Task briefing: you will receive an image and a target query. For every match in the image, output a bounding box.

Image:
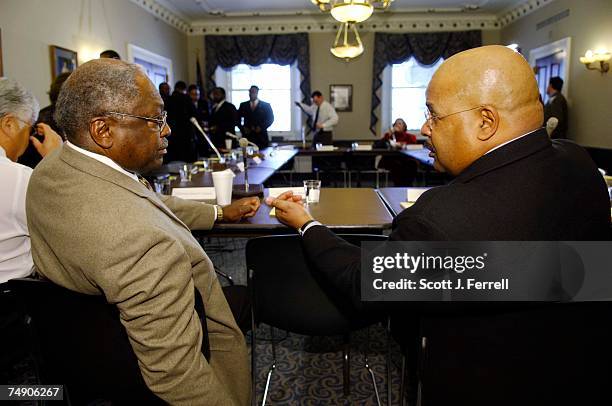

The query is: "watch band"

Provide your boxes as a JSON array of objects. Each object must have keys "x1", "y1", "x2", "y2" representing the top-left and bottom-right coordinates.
[
  {"x1": 215, "y1": 205, "x2": 224, "y2": 221},
  {"x1": 298, "y1": 219, "x2": 320, "y2": 236}
]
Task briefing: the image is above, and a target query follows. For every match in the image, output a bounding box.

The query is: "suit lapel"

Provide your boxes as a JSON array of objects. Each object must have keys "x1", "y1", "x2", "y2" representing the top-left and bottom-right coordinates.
[
  {"x1": 453, "y1": 128, "x2": 551, "y2": 184},
  {"x1": 60, "y1": 146, "x2": 189, "y2": 230}
]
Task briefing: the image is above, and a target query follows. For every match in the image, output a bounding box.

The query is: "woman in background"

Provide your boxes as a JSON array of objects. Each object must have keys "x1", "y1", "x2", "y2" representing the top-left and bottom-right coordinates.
[{"x1": 377, "y1": 118, "x2": 419, "y2": 186}]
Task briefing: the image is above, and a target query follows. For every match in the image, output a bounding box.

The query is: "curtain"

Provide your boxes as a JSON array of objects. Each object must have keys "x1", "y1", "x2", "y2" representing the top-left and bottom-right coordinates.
[
  {"x1": 370, "y1": 30, "x2": 482, "y2": 134},
  {"x1": 205, "y1": 33, "x2": 311, "y2": 102}
]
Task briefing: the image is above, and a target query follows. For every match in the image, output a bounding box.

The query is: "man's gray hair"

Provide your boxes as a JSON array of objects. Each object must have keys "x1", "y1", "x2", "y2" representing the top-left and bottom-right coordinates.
[
  {"x1": 0, "y1": 78, "x2": 40, "y2": 123},
  {"x1": 54, "y1": 59, "x2": 142, "y2": 141}
]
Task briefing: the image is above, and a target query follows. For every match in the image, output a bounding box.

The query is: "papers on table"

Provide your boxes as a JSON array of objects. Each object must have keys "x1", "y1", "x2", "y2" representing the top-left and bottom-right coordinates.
[
  {"x1": 277, "y1": 145, "x2": 295, "y2": 150},
  {"x1": 403, "y1": 144, "x2": 424, "y2": 150},
  {"x1": 267, "y1": 187, "x2": 305, "y2": 216},
  {"x1": 353, "y1": 145, "x2": 373, "y2": 151},
  {"x1": 171, "y1": 187, "x2": 216, "y2": 200},
  {"x1": 315, "y1": 145, "x2": 337, "y2": 151},
  {"x1": 400, "y1": 187, "x2": 432, "y2": 209}
]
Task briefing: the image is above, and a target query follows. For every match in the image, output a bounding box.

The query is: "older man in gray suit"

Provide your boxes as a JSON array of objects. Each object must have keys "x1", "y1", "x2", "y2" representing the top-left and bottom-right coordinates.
[{"x1": 26, "y1": 59, "x2": 257, "y2": 405}]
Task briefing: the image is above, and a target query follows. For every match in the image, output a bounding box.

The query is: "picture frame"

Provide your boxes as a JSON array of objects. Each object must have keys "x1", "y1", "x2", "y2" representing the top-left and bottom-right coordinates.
[
  {"x1": 329, "y1": 84, "x2": 353, "y2": 112},
  {"x1": 49, "y1": 45, "x2": 78, "y2": 80},
  {"x1": 0, "y1": 28, "x2": 4, "y2": 77}
]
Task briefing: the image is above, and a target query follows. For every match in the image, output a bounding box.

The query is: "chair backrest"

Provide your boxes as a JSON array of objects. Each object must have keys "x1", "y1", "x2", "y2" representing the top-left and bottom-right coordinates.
[
  {"x1": 246, "y1": 234, "x2": 387, "y2": 336},
  {"x1": 7, "y1": 278, "x2": 163, "y2": 405}
]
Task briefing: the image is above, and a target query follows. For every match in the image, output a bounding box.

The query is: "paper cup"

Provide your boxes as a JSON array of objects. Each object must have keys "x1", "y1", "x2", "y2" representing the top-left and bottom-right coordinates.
[
  {"x1": 225, "y1": 138, "x2": 233, "y2": 150},
  {"x1": 212, "y1": 170, "x2": 234, "y2": 205}
]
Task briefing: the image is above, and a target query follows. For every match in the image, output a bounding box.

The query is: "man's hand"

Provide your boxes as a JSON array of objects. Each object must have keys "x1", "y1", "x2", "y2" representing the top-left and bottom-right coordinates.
[
  {"x1": 222, "y1": 197, "x2": 261, "y2": 222},
  {"x1": 31, "y1": 123, "x2": 62, "y2": 158},
  {"x1": 265, "y1": 191, "x2": 313, "y2": 230},
  {"x1": 316, "y1": 123, "x2": 324, "y2": 129}
]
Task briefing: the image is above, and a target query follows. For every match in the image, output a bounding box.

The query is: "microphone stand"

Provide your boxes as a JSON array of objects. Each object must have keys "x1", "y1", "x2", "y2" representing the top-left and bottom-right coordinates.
[
  {"x1": 239, "y1": 138, "x2": 249, "y2": 192},
  {"x1": 190, "y1": 118, "x2": 223, "y2": 160}
]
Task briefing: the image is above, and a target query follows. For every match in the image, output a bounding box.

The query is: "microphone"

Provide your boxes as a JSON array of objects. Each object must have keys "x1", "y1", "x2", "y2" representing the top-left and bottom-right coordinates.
[
  {"x1": 190, "y1": 117, "x2": 222, "y2": 160},
  {"x1": 239, "y1": 137, "x2": 249, "y2": 192},
  {"x1": 226, "y1": 132, "x2": 259, "y2": 151}
]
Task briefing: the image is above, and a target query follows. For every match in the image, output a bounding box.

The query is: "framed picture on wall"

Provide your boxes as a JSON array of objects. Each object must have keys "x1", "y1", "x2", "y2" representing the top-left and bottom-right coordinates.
[
  {"x1": 49, "y1": 45, "x2": 78, "y2": 80},
  {"x1": 330, "y1": 84, "x2": 353, "y2": 112},
  {"x1": 0, "y1": 28, "x2": 4, "y2": 77}
]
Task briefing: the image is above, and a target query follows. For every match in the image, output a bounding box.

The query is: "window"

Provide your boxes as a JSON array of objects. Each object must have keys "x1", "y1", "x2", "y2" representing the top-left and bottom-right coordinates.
[
  {"x1": 127, "y1": 44, "x2": 173, "y2": 88},
  {"x1": 215, "y1": 62, "x2": 301, "y2": 138},
  {"x1": 381, "y1": 57, "x2": 444, "y2": 132}
]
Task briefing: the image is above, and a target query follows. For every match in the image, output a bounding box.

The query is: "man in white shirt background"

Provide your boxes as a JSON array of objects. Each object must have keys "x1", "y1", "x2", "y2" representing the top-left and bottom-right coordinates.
[
  {"x1": 0, "y1": 78, "x2": 62, "y2": 283},
  {"x1": 296, "y1": 90, "x2": 339, "y2": 146}
]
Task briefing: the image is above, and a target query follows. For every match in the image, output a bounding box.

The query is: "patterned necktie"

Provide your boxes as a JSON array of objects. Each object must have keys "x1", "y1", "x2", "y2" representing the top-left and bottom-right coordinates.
[{"x1": 137, "y1": 175, "x2": 153, "y2": 191}]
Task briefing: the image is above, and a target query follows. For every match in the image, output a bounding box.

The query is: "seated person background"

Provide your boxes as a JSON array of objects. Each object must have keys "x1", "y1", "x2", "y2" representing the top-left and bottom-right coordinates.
[
  {"x1": 0, "y1": 78, "x2": 62, "y2": 284},
  {"x1": 266, "y1": 45, "x2": 611, "y2": 405},
  {"x1": 26, "y1": 59, "x2": 257, "y2": 405},
  {"x1": 376, "y1": 118, "x2": 419, "y2": 186},
  {"x1": 18, "y1": 72, "x2": 70, "y2": 168}
]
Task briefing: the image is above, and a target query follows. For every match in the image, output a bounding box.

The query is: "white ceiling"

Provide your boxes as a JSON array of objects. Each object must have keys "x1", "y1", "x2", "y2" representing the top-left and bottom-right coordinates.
[{"x1": 159, "y1": 0, "x2": 525, "y2": 21}]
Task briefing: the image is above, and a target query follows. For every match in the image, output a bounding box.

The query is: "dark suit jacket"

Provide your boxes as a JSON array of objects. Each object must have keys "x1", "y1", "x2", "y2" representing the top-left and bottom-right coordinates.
[
  {"x1": 302, "y1": 128, "x2": 612, "y2": 405},
  {"x1": 209, "y1": 101, "x2": 238, "y2": 149},
  {"x1": 165, "y1": 91, "x2": 198, "y2": 162},
  {"x1": 544, "y1": 92, "x2": 568, "y2": 139},
  {"x1": 238, "y1": 100, "x2": 274, "y2": 149}
]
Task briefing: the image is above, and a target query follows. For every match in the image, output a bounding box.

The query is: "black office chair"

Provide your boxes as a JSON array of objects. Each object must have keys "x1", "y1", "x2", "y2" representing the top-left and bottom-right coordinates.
[
  {"x1": 7, "y1": 278, "x2": 164, "y2": 405},
  {"x1": 246, "y1": 234, "x2": 388, "y2": 405}
]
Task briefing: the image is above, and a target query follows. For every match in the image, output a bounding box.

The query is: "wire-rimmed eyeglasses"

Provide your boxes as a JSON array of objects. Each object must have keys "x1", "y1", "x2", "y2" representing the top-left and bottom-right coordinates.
[
  {"x1": 424, "y1": 105, "x2": 483, "y2": 127},
  {"x1": 106, "y1": 111, "x2": 168, "y2": 132}
]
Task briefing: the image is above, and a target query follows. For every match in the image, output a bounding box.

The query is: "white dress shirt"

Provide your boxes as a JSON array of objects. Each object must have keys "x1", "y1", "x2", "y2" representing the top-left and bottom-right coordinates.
[
  {"x1": 298, "y1": 100, "x2": 339, "y2": 132},
  {"x1": 0, "y1": 146, "x2": 34, "y2": 283}
]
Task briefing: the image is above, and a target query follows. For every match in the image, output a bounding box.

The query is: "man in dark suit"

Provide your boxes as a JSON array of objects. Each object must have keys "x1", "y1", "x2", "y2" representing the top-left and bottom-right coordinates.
[
  {"x1": 543, "y1": 76, "x2": 568, "y2": 139},
  {"x1": 267, "y1": 46, "x2": 611, "y2": 405},
  {"x1": 164, "y1": 81, "x2": 198, "y2": 162},
  {"x1": 238, "y1": 85, "x2": 274, "y2": 149},
  {"x1": 209, "y1": 87, "x2": 238, "y2": 149}
]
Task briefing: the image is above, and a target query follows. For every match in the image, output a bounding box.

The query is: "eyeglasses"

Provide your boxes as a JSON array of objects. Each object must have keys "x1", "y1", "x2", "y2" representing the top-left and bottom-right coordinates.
[
  {"x1": 424, "y1": 105, "x2": 483, "y2": 127},
  {"x1": 107, "y1": 111, "x2": 168, "y2": 132},
  {"x1": 13, "y1": 116, "x2": 37, "y2": 136}
]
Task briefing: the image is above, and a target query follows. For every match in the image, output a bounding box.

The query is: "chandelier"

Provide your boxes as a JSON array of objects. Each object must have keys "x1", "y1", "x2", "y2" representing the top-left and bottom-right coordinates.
[
  {"x1": 330, "y1": 23, "x2": 364, "y2": 60},
  {"x1": 311, "y1": 0, "x2": 394, "y2": 23},
  {"x1": 312, "y1": 1, "x2": 394, "y2": 60}
]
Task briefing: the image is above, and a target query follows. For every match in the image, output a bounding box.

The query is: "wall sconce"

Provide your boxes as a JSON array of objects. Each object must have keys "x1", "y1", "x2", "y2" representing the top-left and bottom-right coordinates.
[{"x1": 580, "y1": 49, "x2": 610, "y2": 74}]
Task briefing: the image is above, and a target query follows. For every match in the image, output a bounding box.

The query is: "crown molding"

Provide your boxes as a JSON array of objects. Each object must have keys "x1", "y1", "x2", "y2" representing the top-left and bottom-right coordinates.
[{"x1": 130, "y1": 0, "x2": 555, "y2": 35}]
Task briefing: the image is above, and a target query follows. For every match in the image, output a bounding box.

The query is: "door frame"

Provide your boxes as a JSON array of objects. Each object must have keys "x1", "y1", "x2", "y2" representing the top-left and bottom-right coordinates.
[{"x1": 529, "y1": 37, "x2": 572, "y2": 98}]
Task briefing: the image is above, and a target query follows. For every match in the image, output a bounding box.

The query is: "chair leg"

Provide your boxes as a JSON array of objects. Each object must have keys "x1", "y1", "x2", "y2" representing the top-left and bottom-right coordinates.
[
  {"x1": 386, "y1": 317, "x2": 392, "y2": 406},
  {"x1": 343, "y1": 335, "x2": 350, "y2": 397},
  {"x1": 261, "y1": 326, "x2": 277, "y2": 406},
  {"x1": 399, "y1": 355, "x2": 406, "y2": 406},
  {"x1": 364, "y1": 327, "x2": 382, "y2": 406},
  {"x1": 250, "y1": 306, "x2": 257, "y2": 406}
]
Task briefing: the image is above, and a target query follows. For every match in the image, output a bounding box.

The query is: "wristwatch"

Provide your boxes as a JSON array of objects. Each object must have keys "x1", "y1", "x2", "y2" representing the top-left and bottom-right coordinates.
[{"x1": 215, "y1": 205, "x2": 224, "y2": 221}]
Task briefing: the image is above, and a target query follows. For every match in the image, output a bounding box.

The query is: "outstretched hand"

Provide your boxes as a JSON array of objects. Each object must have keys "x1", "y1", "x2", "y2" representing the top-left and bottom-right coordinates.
[
  {"x1": 265, "y1": 191, "x2": 313, "y2": 230},
  {"x1": 222, "y1": 197, "x2": 261, "y2": 222}
]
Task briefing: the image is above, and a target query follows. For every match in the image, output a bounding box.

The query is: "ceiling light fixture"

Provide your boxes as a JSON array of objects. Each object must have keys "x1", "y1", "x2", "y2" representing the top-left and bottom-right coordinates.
[
  {"x1": 312, "y1": 0, "x2": 393, "y2": 23},
  {"x1": 330, "y1": 22, "x2": 364, "y2": 60}
]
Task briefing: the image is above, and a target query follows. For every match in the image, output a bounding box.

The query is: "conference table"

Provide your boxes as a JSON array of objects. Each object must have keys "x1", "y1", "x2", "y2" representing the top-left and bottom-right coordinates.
[
  {"x1": 199, "y1": 188, "x2": 394, "y2": 237},
  {"x1": 168, "y1": 147, "x2": 298, "y2": 188}
]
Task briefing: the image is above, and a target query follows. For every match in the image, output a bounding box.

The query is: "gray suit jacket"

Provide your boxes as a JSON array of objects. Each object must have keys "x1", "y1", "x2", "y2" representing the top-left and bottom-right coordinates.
[{"x1": 26, "y1": 145, "x2": 250, "y2": 405}]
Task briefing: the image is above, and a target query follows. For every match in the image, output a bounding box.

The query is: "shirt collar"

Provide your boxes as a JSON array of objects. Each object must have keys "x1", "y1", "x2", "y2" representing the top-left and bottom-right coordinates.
[
  {"x1": 65, "y1": 141, "x2": 139, "y2": 183},
  {"x1": 484, "y1": 129, "x2": 539, "y2": 156},
  {"x1": 0, "y1": 146, "x2": 6, "y2": 159}
]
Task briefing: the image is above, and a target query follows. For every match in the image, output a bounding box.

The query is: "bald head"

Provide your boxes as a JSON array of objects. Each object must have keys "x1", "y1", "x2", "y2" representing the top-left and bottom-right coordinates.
[{"x1": 423, "y1": 45, "x2": 544, "y2": 175}]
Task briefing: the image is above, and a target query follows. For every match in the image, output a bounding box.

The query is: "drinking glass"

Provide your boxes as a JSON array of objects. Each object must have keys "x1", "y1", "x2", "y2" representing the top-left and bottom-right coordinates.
[{"x1": 303, "y1": 180, "x2": 321, "y2": 204}]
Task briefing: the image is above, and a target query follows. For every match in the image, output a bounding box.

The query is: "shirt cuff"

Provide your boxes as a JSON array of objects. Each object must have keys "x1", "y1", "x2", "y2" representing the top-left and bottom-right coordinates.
[
  {"x1": 213, "y1": 205, "x2": 218, "y2": 221},
  {"x1": 300, "y1": 221, "x2": 322, "y2": 237}
]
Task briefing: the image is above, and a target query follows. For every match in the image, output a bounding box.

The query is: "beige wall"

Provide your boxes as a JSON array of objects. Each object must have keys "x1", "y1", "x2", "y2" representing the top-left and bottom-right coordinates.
[
  {"x1": 0, "y1": 0, "x2": 188, "y2": 109},
  {"x1": 190, "y1": 29, "x2": 501, "y2": 141},
  {"x1": 501, "y1": 0, "x2": 612, "y2": 148}
]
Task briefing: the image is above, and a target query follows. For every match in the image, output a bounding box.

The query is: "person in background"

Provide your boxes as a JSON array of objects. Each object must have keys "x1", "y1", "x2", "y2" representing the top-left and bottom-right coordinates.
[
  {"x1": 376, "y1": 118, "x2": 418, "y2": 186},
  {"x1": 295, "y1": 90, "x2": 338, "y2": 146},
  {"x1": 99, "y1": 49, "x2": 121, "y2": 60},
  {"x1": 18, "y1": 72, "x2": 71, "y2": 168},
  {"x1": 158, "y1": 82, "x2": 171, "y2": 106},
  {"x1": 543, "y1": 76, "x2": 568, "y2": 139},
  {"x1": 0, "y1": 78, "x2": 62, "y2": 283},
  {"x1": 165, "y1": 80, "x2": 198, "y2": 162},
  {"x1": 238, "y1": 85, "x2": 274, "y2": 149},
  {"x1": 209, "y1": 87, "x2": 238, "y2": 149},
  {"x1": 188, "y1": 84, "x2": 211, "y2": 156}
]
